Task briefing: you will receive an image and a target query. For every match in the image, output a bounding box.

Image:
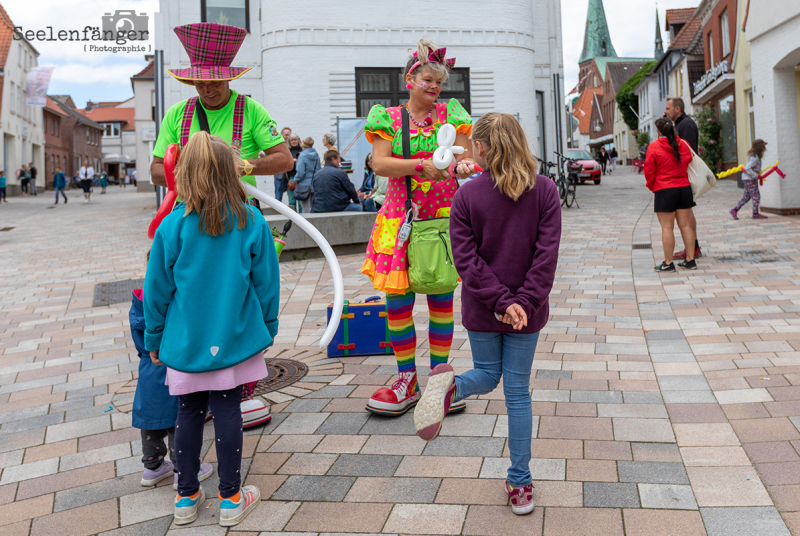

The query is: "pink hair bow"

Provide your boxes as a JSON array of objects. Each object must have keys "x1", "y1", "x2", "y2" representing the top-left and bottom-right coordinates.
[{"x1": 411, "y1": 47, "x2": 456, "y2": 72}]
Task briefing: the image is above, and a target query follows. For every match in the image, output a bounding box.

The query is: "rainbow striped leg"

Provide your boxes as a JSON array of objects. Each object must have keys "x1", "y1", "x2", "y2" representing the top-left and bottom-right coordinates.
[
  {"x1": 427, "y1": 293, "x2": 455, "y2": 370},
  {"x1": 386, "y1": 292, "x2": 417, "y2": 373}
]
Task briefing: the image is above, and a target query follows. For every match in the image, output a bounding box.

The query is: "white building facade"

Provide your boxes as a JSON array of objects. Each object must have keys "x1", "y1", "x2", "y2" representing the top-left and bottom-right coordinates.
[
  {"x1": 634, "y1": 73, "x2": 660, "y2": 146},
  {"x1": 1, "y1": 37, "x2": 45, "y2": 193},
  {"x1": 152, "y1": 0, "x2": 566, "y2": 189},
  {"x1": 746, "y1": 0, "x2": 800, "y2": 213}
]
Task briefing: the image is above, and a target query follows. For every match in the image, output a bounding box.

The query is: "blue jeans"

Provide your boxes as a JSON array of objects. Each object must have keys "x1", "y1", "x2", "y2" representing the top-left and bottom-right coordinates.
[
  {"x1": 343, "y1": 203, "x2": 363, "y2": 212},
  {"x1": 274, "y1": 176, "x2": 285, "y2": 202},
  {"x1": 454, "y1": 331, "x2": 540, "y2": 487},
  {"x1": 55, "y1": 187, "x2": 66, "y2": 202},
  {"x1": 175, "y1": 385, "x2": 243, "y2": 499}
]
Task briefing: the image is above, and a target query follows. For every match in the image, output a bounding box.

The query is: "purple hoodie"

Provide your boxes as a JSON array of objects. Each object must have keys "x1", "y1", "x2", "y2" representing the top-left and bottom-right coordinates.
[{"x1": 450, "y1": 172, "x2": 561, "y2": 333}]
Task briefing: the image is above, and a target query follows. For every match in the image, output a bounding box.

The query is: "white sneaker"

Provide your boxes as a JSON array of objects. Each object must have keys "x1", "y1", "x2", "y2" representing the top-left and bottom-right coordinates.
[
  {"x1": 219, "y1": 485, "x2": 261, "y2": 527},
  {"x1": 174, "y1": 487, "x2": 205, "y2": 525}
]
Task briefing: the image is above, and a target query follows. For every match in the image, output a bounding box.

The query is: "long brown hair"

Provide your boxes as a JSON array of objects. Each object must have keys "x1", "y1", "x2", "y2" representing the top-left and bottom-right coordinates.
[
  {"x1": 471, "y1": 112, "x2": 538, "y2": 202},
  {"x1": 175, "y1": 131, "x2": 251, "y2": 237},
  {"x1": 655, "y1": 117, "x2": 681, "y2": 163},
  {"x1": 748, "y1": 139, "x2": 767, "y2": 159}
]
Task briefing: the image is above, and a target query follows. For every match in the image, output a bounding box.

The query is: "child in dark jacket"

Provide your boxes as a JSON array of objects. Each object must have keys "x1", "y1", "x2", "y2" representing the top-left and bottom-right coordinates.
[{"x1": 131, "y1": 280, "x2": 212, "y2": 489}]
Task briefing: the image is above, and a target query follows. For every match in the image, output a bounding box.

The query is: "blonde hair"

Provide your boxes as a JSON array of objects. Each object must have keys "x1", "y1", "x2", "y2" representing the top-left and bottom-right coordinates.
[
  {"x1": 405, "y1": 38, "x2": 449, "y2": 83},
  {"x1": 175, "y1": 131, "x2": 251, "y2": 237},
  {"x1": 472, "y1": 113, "x2": 539, "y2": 202}
]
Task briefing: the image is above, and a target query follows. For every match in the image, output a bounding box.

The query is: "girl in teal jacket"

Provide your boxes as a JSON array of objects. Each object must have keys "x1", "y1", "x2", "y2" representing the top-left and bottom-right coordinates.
[{"x1": 144, "y1": 132, "x2": 278, "y2": 527}]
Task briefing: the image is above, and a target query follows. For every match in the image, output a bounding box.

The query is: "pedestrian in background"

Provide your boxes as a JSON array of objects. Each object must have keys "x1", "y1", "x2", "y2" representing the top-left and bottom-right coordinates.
[
  {"x1": 294, "y1": 137, "x2": 320, "y2": 213},
  {"x1": 645, "y1": 117, "x2": 696, "y2": 272},
  {"x1": 609, "y1": 147, "x2": 618, "y2": 173},
  {"x1": 311, "y1": 150, "x2": 363, "y2": 213},
  {"x1": 274, "y1": 127, "x2": 292, "y2": 202},
  {"x1": 664, "y1": 97, "x2": 702, "y2": 260},
  {"x1": 598, "y1": 147, "x2": 608, "y2": 175},
  {"x1": 414, "y1": 112, "x2": 561, "y2": 516},
  {"x1": 0, "y1": 171, "x2": 6, "y2": 203},
  {"x1": 53, "y1": 166, "x2": 67, "y2": 204},
  {"x1": 29, "y1": 162, "x2": 38, "y2": 196},
  {"x1": 79, "y1": 161, "x2": 94, "y2": 203},
  {"x1": 100, "y1": 172, "x2": 108, "y2": 194},
  {"x1": 322, "y1": 133, "x2": 337, "y2": 155},
  {"x1": 19, "y1": 165, "x2": 29, "y2": 196},
  {"x1": 731, "y1": 139, "x2": 769, "y2": 220}
]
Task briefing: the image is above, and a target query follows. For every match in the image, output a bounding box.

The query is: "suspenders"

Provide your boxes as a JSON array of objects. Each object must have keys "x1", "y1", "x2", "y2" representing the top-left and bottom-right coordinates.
[{"x1": 179, "y1": 94, "x2": 246, "y2": 149}]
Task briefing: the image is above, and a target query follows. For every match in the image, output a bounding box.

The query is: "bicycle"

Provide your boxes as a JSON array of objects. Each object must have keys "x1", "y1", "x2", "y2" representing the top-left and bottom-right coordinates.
[{"x1": 554, "y1": 152, "x2": 580, "y2": 208}]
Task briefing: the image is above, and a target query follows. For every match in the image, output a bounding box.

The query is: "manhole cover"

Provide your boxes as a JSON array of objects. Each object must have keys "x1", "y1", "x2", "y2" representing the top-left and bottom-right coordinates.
[
  {"x1": 252, "y1": 358, "x2": 308, "y2": 396},
  {"x1": 93, "y1": 279, "x2": 145, "y2": 307},
  {"x1": 632, "y1": 244, "x2": 652, "y2": 250},
  {"x1": 713, "y1": 250, "x2": 794, "y2": 264}
]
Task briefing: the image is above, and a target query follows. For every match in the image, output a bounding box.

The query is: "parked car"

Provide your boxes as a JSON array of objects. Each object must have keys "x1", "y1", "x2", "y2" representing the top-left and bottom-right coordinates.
[{"x1": 567, "y1": 149, "x2": 602, "y2": 184}]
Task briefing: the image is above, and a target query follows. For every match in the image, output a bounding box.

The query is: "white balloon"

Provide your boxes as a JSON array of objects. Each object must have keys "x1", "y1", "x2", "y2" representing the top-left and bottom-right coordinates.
[
  {"x1": 432, "y1": 123, "x2": 466, "y2": 170},
  {"x1": 243, "y1": 183, "x2": 344, "y2": 349}
]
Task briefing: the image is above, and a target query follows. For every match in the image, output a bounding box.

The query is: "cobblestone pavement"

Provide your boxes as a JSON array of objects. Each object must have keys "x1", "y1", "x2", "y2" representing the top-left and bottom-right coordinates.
[{"x1": 2, "y1": 170, "x2": 800, "y2": 535}]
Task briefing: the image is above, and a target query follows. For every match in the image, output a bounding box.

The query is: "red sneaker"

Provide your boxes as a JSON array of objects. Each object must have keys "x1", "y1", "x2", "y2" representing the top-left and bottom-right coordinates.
[
  {"x1": 366, "y1": 371, "x2": 419, "y2": 416},
  {"x1": 506, "y1": 481, "x2": 535, "y2": 515},
  {"x1": 753, "y1": 213, "x2": 768, "y2": 219},
  {"x1": 674, "y1": 247, "x2": 702, "y2": 259}
]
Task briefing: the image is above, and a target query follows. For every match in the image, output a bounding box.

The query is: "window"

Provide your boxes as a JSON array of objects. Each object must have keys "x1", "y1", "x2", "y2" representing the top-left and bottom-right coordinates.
[
  {"x1": 355, "y1": 67, "x2": 471, "y2": 118},
  {"x1": 748, "y1": 89, "x2": 756, "y2": 145},
  {"x1": 708, "y1": 31, "x2": 715, "y2": 65},
  {"x1": 202, "y1": 0, "x2": 249, "y2": 32},
  {"x1": 94, "y1": 158, "x2": 100, "y2": 171},
  {"x1": 55, "y1": 119, "x2": 59, "y2": 137},
  {"x1": 9, "y1": 83, "x2": 14, "y2": 113},
  {"x1": 103, "y1": 123, "x2": 121, "y2": 138},
  {"x1": 536, "y1": 91, "x2": 546, "y2": 159},
  {"x1": 76, "y1": 155, "x2": 81, "y2": 170},
  {"x1": 675, "y1": 65, "x2": 684, "y2": 97},
  {"x1": 719, "y1": 94, "x2": 737, "y2": 162},
  {"x1": 17, "y1": 43, "x2": 20, "y2": 67},
  {"x1": 720, "y1": 10, "x2": 730, "y2": 57},
  {"x1": 87, "y1": 128, "x2": 90, "y2": 143}
]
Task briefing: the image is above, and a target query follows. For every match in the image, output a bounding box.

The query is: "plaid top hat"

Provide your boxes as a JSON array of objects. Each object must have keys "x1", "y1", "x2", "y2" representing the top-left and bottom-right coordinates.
[{"x1": 167, "y1": 22, "x2": 251, "y2": 85}]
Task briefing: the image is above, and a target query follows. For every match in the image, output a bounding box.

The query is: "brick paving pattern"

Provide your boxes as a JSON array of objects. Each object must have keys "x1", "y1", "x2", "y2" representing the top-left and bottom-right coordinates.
[{"x1": 1, "y1": 171, "x2": 800, "y2": 534}]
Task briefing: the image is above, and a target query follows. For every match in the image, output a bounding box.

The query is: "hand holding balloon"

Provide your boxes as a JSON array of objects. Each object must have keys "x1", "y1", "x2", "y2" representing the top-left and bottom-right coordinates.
[
  {"x1": 148, "y1": 143, "x2": 180, "y2": 239},
  {"x1": 432, "y1": 124, "x2": 465, "y2": 170}
]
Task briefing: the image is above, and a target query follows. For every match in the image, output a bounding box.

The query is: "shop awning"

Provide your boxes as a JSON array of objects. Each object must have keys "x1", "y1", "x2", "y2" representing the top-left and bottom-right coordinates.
[
  {"x1": 103, "y1": 154, "x2": 133, "y2": 164},
  {"x1": 692, "y1": 74, "x2": 735, "y2": 104},
  {"x1": 588, "y1": 134, "x2": 614, "y2": 146}
]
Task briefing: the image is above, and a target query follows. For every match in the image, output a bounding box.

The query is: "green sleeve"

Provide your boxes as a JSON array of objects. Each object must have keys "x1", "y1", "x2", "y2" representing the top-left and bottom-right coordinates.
[
  {"x1": 364, "y1": 105, "x2": 395, "y2": 143},
  {"x1": 250, "y1": 100, "x2": 285, "y2": 152},
  {"x1": 446, "y1": 98, "x2": 472, "y2": 130},
  {"x1": 152, "y1": 101, "x2": 184, "y2": 158}
]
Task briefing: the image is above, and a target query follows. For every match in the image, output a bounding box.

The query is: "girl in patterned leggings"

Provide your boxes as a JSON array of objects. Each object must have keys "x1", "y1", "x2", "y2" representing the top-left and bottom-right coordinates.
[{"x1": 731, "y1": 139, "x2": 768, "y2": 220}]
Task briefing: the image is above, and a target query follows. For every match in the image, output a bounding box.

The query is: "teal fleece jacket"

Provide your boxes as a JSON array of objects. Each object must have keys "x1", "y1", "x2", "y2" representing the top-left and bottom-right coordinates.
[{"x1": 143, "y1": 202, "x2": 280, "y2": 373}]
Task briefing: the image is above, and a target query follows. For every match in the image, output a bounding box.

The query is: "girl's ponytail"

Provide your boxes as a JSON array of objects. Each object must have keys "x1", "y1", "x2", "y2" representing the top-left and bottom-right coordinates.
[{"x1": 655, "y1": 116, "x2": 681, "y2": 163}]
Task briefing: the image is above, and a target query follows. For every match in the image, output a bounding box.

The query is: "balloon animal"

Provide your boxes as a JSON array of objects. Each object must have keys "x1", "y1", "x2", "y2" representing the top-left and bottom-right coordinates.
[
  {"x1": 432, "y1": 123, "x2": 465, "y2": 170},
  {"x1": 147, "y1": 143, "x2": 344, "y2": 348}
]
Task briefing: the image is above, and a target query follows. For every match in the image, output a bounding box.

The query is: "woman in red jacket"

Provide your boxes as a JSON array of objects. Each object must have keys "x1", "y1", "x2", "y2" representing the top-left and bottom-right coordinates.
[{"x1": 645, "y1": 117, "x2": 697, "y2": 271}]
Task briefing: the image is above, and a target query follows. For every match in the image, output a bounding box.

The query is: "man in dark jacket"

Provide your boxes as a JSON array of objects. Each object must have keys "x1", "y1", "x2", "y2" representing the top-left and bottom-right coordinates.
[
  {"x1": 664, "y1": 97, "x2": 701, "y2": 258},
  {"x1": 311, "y1": 150, "x2": 363, "y2": 213}
]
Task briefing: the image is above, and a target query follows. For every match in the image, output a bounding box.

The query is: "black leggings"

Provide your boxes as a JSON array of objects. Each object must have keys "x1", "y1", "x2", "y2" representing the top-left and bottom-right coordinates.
[{"x1": 175, "y1": 385, "x2": 243, "y2": 498}]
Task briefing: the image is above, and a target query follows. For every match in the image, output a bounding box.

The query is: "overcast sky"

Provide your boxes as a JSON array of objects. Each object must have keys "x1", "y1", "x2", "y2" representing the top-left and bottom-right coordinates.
[
  {"x1": 561, "y1": 0, "x2": 699, "y2": 92},
  {"x1": 7, "y1": 0, "x2": 699, "y2": 109}
]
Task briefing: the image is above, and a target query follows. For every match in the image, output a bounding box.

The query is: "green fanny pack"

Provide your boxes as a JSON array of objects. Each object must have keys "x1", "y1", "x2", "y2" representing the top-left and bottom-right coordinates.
[{"x1": 401, "y1": 108, "x2": 459, "y2": 295}]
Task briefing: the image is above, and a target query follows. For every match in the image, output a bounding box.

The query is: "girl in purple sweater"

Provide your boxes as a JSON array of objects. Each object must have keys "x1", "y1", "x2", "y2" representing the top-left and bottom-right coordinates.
[{"x1": 414, "y1": 113, "x2": 562, "y2": 515}]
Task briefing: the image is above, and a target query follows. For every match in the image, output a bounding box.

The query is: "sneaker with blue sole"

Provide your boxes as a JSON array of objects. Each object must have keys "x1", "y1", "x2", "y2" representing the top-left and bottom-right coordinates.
[
  {"x1": 173, "y1": 488, "x2": 205, "y2": 525},
  {"x1": 219, "y1": 485, "x2": 261, "y2": 527}
]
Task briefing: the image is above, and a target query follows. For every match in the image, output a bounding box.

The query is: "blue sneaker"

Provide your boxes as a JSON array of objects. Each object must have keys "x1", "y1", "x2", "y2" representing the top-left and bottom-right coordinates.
[
  {"x1": 219, "y1": 485, "x2": 261, "y2": 527},
  {"x1": 173, "y1": 462, "x2": 214, "y2": 490},
  {"x1": 174, "y1": 488, "x2": 205, "y2": 525}
]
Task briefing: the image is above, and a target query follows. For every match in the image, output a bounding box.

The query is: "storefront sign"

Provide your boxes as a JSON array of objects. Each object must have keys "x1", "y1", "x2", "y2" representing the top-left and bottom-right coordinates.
[
  {"x1": 694, "y1": 60, "x2": 729, "y2": 95},
  {"x1": 142, "y1": 127, "x2": 156, "y2": 141}
]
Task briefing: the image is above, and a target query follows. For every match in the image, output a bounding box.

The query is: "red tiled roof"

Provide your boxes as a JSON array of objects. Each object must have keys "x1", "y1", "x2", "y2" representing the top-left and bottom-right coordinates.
[
  {"x1": 132, "y1": 60, "x2": 154, "y2": 79},
  {"x1": 573, "y1": 87, "x2": 603, "y2": 135},
  {"x1": 45, "y1": 96, "x2": 68, "y2": 117},
  {"x1": 0, "y1": 4, "x2": 15, "y2": 81},
  {"x1": 77, "y1": 106, "x2": 136, "y2": 131},
  {"x1": 669, "y1": 15, "x2": 702, "y2": 50},
  {"x1": 666, "y1": 8, "x2": 695, "y2": 28}
]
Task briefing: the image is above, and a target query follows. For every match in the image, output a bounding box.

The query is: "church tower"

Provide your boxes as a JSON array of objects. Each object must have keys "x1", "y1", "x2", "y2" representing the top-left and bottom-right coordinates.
[
  {"x1": 655, "y1": 9, "x2": 664, "y2": 59},
  {"x1": 579, "y1": 0, "x2": 618, "y2": 65}
]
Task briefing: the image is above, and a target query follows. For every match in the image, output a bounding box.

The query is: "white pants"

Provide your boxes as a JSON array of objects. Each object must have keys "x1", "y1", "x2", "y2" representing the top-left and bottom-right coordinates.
[{"x1": 611, "y1": 157, "x2": 617, "y2": 170}]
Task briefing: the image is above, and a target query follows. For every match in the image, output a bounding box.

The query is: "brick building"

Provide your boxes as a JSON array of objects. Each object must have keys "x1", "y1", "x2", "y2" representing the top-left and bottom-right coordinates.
[
  {"x1": 43, "y1": 96, "x2": 69, "y2": 189},
  {"x1": 48, "y1": 95, "x2": 104, "y2": 179}
]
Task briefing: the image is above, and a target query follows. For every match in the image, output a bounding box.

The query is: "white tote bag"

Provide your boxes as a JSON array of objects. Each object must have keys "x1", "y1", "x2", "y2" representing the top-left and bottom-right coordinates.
[{"x1": 684, "y1": 140, "x2": 716, "y2": 201}]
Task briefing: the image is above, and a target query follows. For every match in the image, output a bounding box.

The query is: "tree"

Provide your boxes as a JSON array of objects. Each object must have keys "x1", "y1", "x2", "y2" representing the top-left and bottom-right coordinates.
[
  {"x1": 616, "y1": 61, "x2": 657, "y2": 131},
  {"x1": 694, "y1": 106, "x2": 725, "y2": 171}
]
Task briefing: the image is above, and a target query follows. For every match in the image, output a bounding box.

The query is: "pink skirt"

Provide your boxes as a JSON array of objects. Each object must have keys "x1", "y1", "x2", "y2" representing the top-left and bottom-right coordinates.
[{"x1": 165, "y1": 354, "x2": 267, "y2": 396}]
